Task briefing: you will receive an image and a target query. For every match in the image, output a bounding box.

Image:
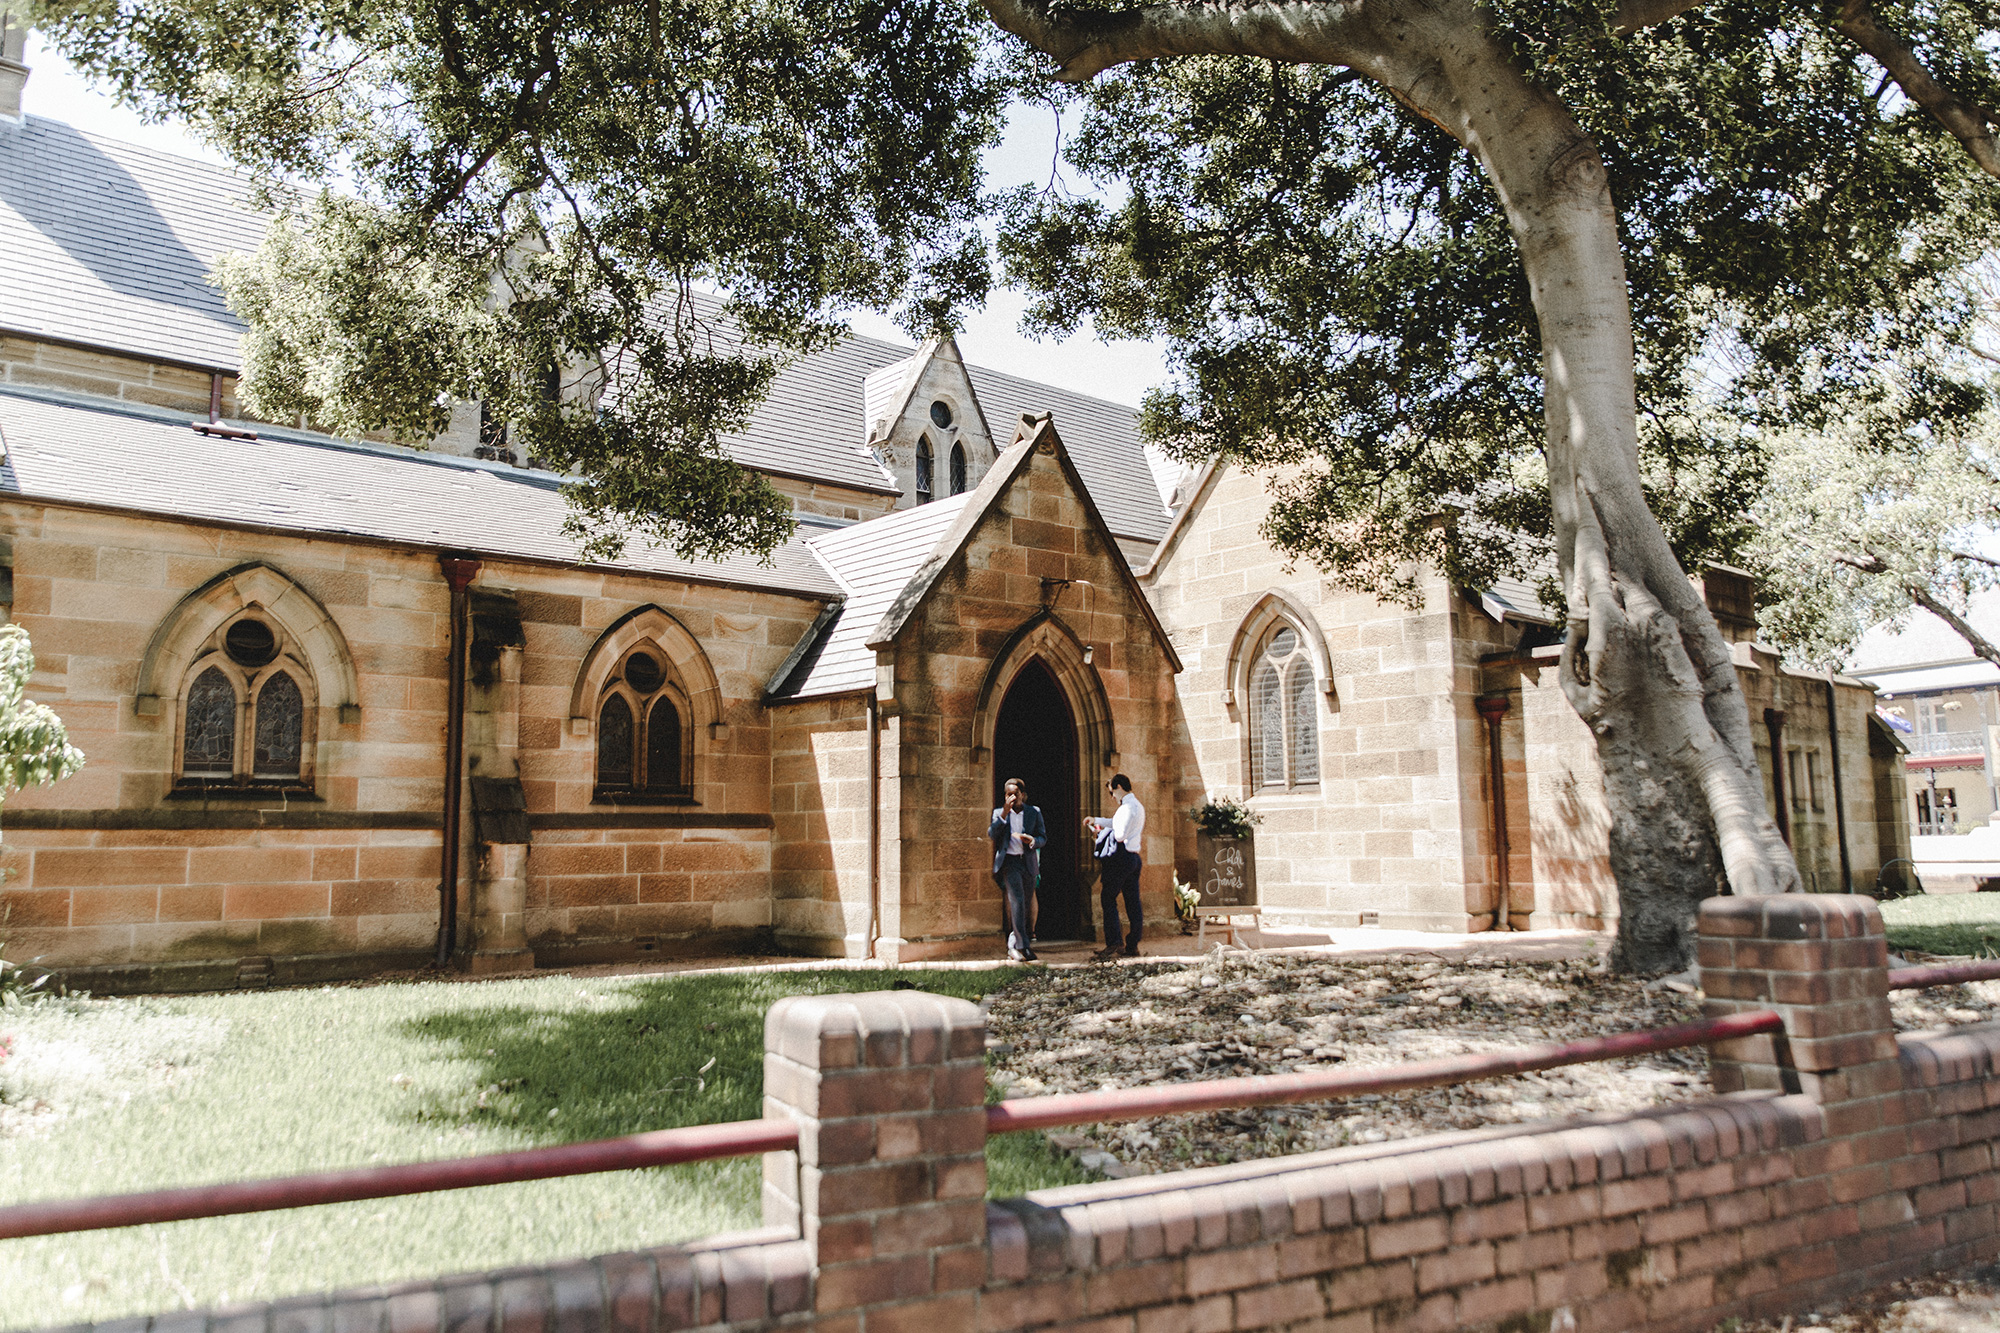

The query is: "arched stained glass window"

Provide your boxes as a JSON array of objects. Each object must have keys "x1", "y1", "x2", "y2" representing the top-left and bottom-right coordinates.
[
  {"x1": 648, "y1": 697, "x2": 683, "y2": 791},
  {"x1": 596, "y1": 646, "x2": 694, "y2": 801},
  {"x1": 1287, "y1": 662, "x2": 1319, "y2": 784},
  {"x1": 183, "y1": 667, "x2": 236, "y2": 778},
  {"x1": 253, "y1": 672, "x2": 304, "y2": 778},
  {"x1": 1252, "y1": 662, "x2": 1285, "y2": 789},
  {"x1": 1248, "y1": 622, "x2": 1319, "y2": 791},
  {"x1": 597, "y1": 695, "x2": 634, "y2": 787},
  {"x1": 915, "y1": 437, "x2": 934, "y2": 503},
  {"x1": 949, "y1": 443, "x2": 967, "y2": 496},
  {"x1": 174, "y1": 615, "x2": 319, "y2": 790}
]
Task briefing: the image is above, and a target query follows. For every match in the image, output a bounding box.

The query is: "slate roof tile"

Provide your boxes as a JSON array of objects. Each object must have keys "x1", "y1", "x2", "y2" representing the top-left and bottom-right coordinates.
[
  {"x1": 0, "y1": 385, "x2": 844, "y2": 598},
  {"x1": 772, "y1": 496, "x2": 974, "y2": 698}
]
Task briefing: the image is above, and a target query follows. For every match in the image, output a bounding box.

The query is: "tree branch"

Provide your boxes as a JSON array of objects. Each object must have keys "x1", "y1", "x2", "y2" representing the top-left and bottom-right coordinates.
[
  {"x1": 1610, "y1": 0, "x2": 1707, "y2": 37},
  {"x1": 1834, "y1": 0, "x2": 2000, "y2": 179},
  {"x1": 977, "y1": 0, "x2": 1381, "y2": 82},
  {"x1": 1947, "y1": 547, "x2": 2000, "y2": 571},
  {"x1": 1907, "y1": 580, "x2": 2000, "y2": 668}
]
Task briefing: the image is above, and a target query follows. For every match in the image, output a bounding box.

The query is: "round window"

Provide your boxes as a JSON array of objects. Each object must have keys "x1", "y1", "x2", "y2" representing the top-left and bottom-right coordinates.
[
  {"x1": 624, "y1": 651, "x2": 665, "y2": 694},
  {"x1": 1267, "y1": 626, "x2": 1298, "y2": 660},
  {"x1": 225, "y1": 619, "x2": 279, "y2": 668},
  {"x1": 929, "y1": 400, "x2": 953, "y2": 429}
]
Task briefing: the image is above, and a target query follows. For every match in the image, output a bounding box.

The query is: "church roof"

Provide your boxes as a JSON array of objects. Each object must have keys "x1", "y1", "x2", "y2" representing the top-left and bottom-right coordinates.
[
  {"x1": 0, "y1": 116, "x2": 1172, "y2": 542},
  {"x1": 0, "y1": 383, "x2": 845, "y2": 598},
  {"x1": 770, "y1": 414, "x2": 1180, "y2": 701},
  {"x1": 770, "y1": 495, "x2": 975, "y2": 699},
  {"x1": 0, "y1": 117, "x2": 261, "y2": 372}
]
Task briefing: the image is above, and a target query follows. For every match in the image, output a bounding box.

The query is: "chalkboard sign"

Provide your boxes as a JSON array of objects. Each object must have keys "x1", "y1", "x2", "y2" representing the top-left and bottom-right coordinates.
[{"x1": 1196, "y1": 832, "x2": 1257, "y2": 910}]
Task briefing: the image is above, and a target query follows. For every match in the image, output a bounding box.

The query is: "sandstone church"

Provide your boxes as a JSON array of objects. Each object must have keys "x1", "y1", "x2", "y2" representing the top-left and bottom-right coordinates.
[{"x1": 0, "y1": 71, "x2": 1911, "y2": 987}]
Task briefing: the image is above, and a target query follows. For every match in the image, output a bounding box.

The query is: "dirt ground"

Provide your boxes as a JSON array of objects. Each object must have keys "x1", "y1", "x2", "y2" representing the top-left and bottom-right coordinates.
[
  {"x1": 1727, "y1": 1262, "x2": 2000, "y2": 1331},
  {"x1": 981, "y1": 949, "x2": 2000, "y2": 1177}
]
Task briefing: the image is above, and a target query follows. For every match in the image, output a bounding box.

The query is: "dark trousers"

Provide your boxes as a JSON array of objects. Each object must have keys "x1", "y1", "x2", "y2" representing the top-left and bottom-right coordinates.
[
  {"x1": 1100, "y1": 847, "x2": 1142, "y2": 952},
  {"x1": 998, "y1": 855, "x2": 1034, "y2": 951}
]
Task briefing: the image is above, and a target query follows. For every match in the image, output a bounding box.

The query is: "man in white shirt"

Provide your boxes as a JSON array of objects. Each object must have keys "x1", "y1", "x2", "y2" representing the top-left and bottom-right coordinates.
[{"x1": 1087, "y1": 773, "x2": 1145, "y2": 961}]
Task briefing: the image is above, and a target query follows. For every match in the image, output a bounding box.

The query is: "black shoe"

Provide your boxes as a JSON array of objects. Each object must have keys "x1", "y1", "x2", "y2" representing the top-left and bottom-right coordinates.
[
  {"x1": 1091, "y1": 947, "x2": 1120, "y2": 962},
  {"x1": 1120, "y1": 947, "x2": 1141, "y2": 957},
  {"x1": 1021, "y1": 950, "x2": 1040, "y2": 963}
]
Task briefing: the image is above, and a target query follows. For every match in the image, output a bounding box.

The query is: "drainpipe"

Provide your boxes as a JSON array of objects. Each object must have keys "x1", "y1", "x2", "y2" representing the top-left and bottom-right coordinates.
[
  {"x1": 1824, "y1": 673, "x2": 1852, "y2": 893},
  {"x1": 1764, "y1": 708, "x2": 1790, "y2": 846},
  {"x1": 436, "y1": 555, "x2": 481, "y2": 967},
  {"x1": 1475, "y1": 694, "x2": 1513, "y2": 931},
  {"x1": 866, "y1": 692, "x2": 880, "y2": 961}
]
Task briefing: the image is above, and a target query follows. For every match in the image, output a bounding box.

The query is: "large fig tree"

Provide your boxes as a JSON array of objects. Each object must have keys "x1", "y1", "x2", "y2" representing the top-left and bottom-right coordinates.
[{"x1": 982, "y1": 0, "x2": 2000, "y2": 968}]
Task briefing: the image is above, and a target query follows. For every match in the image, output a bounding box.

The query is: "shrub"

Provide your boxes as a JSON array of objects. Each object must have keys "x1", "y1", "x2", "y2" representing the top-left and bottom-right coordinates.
[{"x1": 1188, "y1": 793, "x2": 1260, "y2": 839}]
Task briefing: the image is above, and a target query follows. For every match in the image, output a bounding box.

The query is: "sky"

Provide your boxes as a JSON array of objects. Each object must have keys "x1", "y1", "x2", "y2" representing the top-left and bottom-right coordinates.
[{"x1": 17, "y1": 34, "x2": 1172, "y2": 409}]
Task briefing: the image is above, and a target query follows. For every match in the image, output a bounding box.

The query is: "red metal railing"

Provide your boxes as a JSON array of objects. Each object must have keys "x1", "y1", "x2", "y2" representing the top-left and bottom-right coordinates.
[
  {"x1": 0, "y1": 1009, "x2": 1790, "y2": 1241},
  {"x1": 1889, "y1": 959, "x2": 2000, "y2": 991},
  {"x1": 0, "y1": 1118, "x2": 799, "y2": 1241},
  {"x1": 985, "y1": 1009, "x2": 1783, "y2": 1134}
]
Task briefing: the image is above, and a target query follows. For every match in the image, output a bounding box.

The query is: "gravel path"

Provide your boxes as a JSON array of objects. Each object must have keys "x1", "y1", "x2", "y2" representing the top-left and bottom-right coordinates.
[{"x1": 984, "y1": 950, "x2": 2000, "y2": 1178}]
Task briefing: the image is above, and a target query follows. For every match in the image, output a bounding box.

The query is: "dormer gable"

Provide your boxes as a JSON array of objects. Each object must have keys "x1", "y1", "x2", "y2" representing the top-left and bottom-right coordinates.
[{"x1": 861, "y1": 337, "x2": 997, "y2": 509}]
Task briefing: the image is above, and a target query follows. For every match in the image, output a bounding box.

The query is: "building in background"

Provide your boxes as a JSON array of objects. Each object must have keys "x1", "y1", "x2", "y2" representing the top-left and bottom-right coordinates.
[{"x1": 1848, "y1": 591, "x2": 2000, "y2": 838}]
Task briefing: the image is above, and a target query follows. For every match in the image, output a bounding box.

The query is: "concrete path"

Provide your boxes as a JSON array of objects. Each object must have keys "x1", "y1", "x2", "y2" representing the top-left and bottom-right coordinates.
[{"x1": 505, "y1": 924, "x2": 1611, "y2": 984}]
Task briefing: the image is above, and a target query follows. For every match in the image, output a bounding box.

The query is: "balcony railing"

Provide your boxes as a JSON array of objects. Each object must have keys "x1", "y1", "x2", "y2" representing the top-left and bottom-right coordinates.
[{"x1": 1909, "y1": 729, "x2": 1988, "y2": 756}]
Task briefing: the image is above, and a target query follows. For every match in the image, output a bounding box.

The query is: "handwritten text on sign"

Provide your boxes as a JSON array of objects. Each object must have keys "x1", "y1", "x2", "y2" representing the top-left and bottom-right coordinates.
[{"x1": 1197, "y1": 833, "x2": 1257, "y2": 909}]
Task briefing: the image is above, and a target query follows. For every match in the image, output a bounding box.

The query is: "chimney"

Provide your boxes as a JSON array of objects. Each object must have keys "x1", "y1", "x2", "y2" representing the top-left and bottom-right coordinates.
[{"x1": 0, "y1": 11, "x2": 28, "y2": 121}]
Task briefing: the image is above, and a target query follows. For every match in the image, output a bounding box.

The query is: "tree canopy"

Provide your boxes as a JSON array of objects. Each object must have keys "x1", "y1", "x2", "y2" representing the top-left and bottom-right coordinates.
[{"x1": 25, "y1": 0, "x2": 1008, "y2": 562}]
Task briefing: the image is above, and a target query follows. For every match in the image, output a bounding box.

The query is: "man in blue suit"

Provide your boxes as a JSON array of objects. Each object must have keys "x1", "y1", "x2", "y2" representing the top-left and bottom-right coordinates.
[{"x1": 989, "y1": 776, "x2": 1046, "y2": 963}]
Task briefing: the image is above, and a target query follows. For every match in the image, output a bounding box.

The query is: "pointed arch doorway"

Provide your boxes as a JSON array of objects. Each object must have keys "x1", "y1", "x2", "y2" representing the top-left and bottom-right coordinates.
[{"x1": 992, "y1": 658, "x2": 1087, "y2": 942}]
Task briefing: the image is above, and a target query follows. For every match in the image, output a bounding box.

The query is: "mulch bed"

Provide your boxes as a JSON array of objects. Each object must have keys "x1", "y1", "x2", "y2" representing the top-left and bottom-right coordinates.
[{"x1": 982, "y1": 949, "x2": 2000, "y2": 1179}]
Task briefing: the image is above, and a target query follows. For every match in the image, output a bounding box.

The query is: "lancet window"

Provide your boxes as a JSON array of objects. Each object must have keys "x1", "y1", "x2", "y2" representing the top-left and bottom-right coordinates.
[
  {"x1": 176, "y1": 614, "x2": 312, "y2": 789},
  {"x1": 595, "y1": 646, "x2": 692, "y2": 801},
  {"x1": 1249, "y1": 624, "x2": 1320, "y2": 791}
]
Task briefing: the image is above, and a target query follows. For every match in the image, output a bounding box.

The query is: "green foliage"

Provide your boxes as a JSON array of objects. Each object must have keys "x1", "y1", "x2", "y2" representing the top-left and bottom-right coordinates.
[
  {"x1": 1188, "y1": 793, "x2": 1259, "y2": 839},
  {"x1": 28, "y1": 0, "x2": 2000, "y2": 593},
  {"x1": 1747, "y1": 410, "x2": 2000, "y2": 668},
  {"x1": 25, "y1": 0, "x2": 1009, "y2": 562},
  {"x1": 996, "y1": 1, "x2": 2000, "y2": 600},
  {"x1": 0, "y1": 625, "x2": 81, "y2": 805}
]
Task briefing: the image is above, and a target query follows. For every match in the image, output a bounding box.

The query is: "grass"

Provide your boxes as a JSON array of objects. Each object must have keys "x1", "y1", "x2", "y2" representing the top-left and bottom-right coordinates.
[
  {"x1": 1881, "y1": 892, "x2": 2000, "y2": 958},
  {"x1": 0, "y1": 966, "x2": 1091, "y2": 1328}
]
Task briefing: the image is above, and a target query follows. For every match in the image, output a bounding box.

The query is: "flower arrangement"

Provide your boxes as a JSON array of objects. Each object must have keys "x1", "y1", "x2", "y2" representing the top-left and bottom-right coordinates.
[
  {"x1": 1187, "y1": 792, "x2": 1260, "y2": 839},
  {"x1": 1171, "y1": 875, "x2": 1202, "y2": 932}
]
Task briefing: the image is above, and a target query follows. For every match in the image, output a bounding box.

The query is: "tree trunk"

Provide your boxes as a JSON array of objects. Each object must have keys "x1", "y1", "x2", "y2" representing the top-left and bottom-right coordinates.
[
  {"x1": 980, "y1": 0, "x2": 1805, "y2": 971},
  {"x1": 1378, "y1": 14, "x2": 1803, "y2": 970},
  {"x1": 1372, "y1": 13, "x2": 1803, "y2": 970}
]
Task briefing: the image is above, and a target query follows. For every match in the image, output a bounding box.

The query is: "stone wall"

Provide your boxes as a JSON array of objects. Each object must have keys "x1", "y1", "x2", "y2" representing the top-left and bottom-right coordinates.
[
  {"x1": 0, "y1": 336, "x2": 239, "y2": 420},
  {"x1": 880, "y1": 431, "x2": 1180, "y2": 959},
  {"x1": 0, "y1": 501, "x2": 822, "y2": 982},
  {"x1": 1480, "y1": 644, "x2": 1907, "y2": 931},
  {"x1": 1145, "y1": 464, "x2": 1487, "y2": 932},
  {"x1": 769, "y1": 696, "x2": 875, "y2": 957},
  {"x1": 47, "y1": 896, "x2": 2000, "y2": 1333}
]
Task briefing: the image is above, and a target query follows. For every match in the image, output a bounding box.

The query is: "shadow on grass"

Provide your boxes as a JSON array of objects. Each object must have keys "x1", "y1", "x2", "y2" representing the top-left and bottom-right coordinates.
[{"x1": 386, "y1": 967, "x2": 1093, "y2": 1196}]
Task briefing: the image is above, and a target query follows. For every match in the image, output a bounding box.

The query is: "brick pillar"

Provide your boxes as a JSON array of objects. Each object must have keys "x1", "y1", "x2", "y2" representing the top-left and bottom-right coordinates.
[
  {"x1": 762, "y1": 990, "x2": 990, "y2": 1325},
  {"x1": 1698, "y1": 895, "x2": 1904, "y2": 1114}
]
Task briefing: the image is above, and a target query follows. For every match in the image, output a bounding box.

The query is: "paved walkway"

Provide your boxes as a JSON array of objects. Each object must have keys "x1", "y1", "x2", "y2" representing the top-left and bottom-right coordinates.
[{"x1": 503, "y1": 924, "x2": 1611, "y2": 984}]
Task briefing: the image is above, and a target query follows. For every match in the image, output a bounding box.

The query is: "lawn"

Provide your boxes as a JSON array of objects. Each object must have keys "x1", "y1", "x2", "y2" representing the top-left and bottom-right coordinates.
[
  {"x1": 0, "y1": 966, "x2": 1088, "y2": 1328},
  {"x1": 1881, "y1": 891, "x2": 2000, "y2": 958}
]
